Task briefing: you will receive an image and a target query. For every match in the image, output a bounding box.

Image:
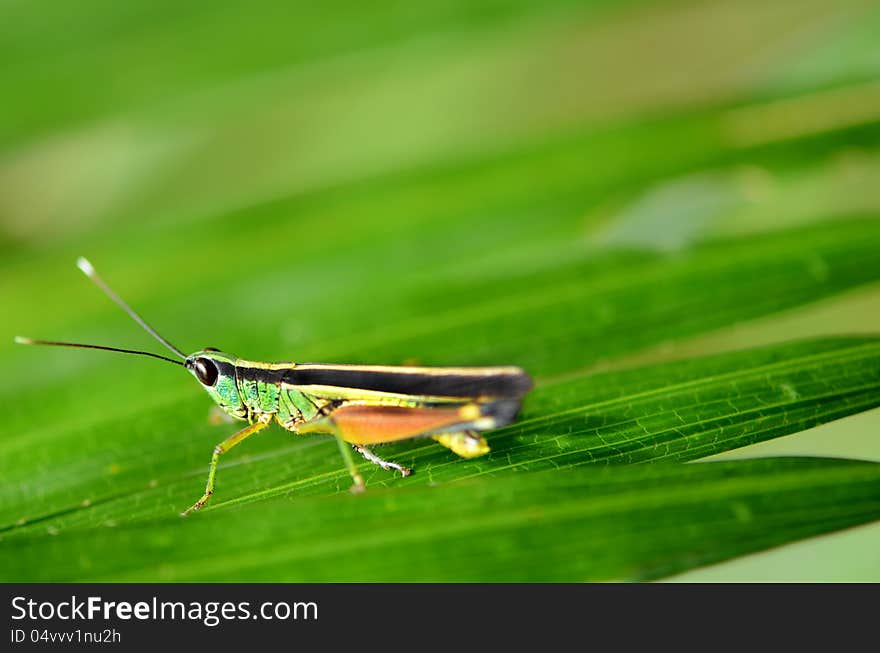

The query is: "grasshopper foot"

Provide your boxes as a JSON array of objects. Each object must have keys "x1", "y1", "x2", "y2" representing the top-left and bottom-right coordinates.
[
  {"x1": 181, "y1": 491, "x2": 212, "y2": 517},
  {"x1": 349, "y1": 474, "x2": 366, "y2": 494},
  {"x1": 353, "y1": 444, "x2": 412, "y2": 478}
]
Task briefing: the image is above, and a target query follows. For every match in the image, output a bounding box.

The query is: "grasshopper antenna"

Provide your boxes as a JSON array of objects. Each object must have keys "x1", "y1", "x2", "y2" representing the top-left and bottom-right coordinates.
[
  {"x1": 76, "y1": 257, "x2": 187, "y2": 360},
  {"x1": 14, "y1": 336, "x2": 184, "y2": 366}
]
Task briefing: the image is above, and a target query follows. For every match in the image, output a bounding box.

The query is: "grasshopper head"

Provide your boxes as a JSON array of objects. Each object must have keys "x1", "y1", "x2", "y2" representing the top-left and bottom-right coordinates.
[{"x1": 185, "y1": 349, "x2": 246, "y2": 418}]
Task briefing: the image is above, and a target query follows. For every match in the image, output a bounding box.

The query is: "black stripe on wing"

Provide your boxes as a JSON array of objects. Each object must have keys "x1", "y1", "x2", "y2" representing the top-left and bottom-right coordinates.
[{"x1": 283, "y1": 366, "x2": 532, "y2": 398}]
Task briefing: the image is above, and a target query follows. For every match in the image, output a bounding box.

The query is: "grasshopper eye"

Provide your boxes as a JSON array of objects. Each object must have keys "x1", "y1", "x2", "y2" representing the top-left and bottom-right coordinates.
[{"x1": 194, "y1": 357, "x2": 218, "y2": 386}]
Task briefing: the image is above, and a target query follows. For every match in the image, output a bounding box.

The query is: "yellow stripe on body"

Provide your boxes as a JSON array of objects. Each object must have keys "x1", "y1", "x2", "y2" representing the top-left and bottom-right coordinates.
[
  {"x1": 290, "y1": 363, "x2": 526, "y2": 376},
  {"x1": 282, "y1": 384, "x2": 469, "y2": 405}
]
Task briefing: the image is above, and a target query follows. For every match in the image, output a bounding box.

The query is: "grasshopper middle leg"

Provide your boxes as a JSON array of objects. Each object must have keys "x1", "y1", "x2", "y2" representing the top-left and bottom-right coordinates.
[{"x1": 297, "y1": 417, "x2": 366, "y2": 493}]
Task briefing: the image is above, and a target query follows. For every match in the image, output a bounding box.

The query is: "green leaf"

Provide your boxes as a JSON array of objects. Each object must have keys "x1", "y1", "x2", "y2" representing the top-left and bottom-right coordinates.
[
  {"x1": 2, "y1": 336, "x2": 878, "y2": 581},
  {"x1": 3, "y1": 457, "x2": 880, "y2": 581},
  {"x1": 4, "y1": 0, "x2": 880, "y2": 582}
]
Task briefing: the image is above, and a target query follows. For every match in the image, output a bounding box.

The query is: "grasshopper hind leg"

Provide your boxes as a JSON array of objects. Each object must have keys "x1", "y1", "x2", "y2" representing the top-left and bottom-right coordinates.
[
  {"x1": 296, "y1": 402, "x2": 503, "y2": 491},
  {"x1": 353, "y1": 444, "x2": 412, "y2": 477}
]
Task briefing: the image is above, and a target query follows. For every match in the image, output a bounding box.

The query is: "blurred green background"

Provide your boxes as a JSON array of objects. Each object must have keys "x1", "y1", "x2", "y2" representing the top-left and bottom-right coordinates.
[{"x1": 2, "y1": 0, "x2": 880, "y2": 581}]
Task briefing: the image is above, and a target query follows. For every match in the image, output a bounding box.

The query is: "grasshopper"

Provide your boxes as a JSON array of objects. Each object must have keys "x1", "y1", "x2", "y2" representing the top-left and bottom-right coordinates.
[{"x1": 17, "y1": 258, "x2": 532, "y2": 515}]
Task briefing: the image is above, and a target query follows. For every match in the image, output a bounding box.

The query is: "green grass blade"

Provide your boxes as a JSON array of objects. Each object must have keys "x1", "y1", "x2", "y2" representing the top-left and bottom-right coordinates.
[
  {"x1": 2, "y1": 336, "x2": 877, "y2": 544},
  {"x1": 4, "y1": 0, "x2": 880, "y2": 583},
  {"x1": 3, "y1": 457, "x2": 879, "y2": 581}
]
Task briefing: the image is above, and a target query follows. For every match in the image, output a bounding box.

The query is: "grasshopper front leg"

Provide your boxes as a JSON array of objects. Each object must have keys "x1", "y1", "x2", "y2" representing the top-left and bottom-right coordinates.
[{"x1": 182, "y1": 416, "x2": 271, "y2": 516}]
